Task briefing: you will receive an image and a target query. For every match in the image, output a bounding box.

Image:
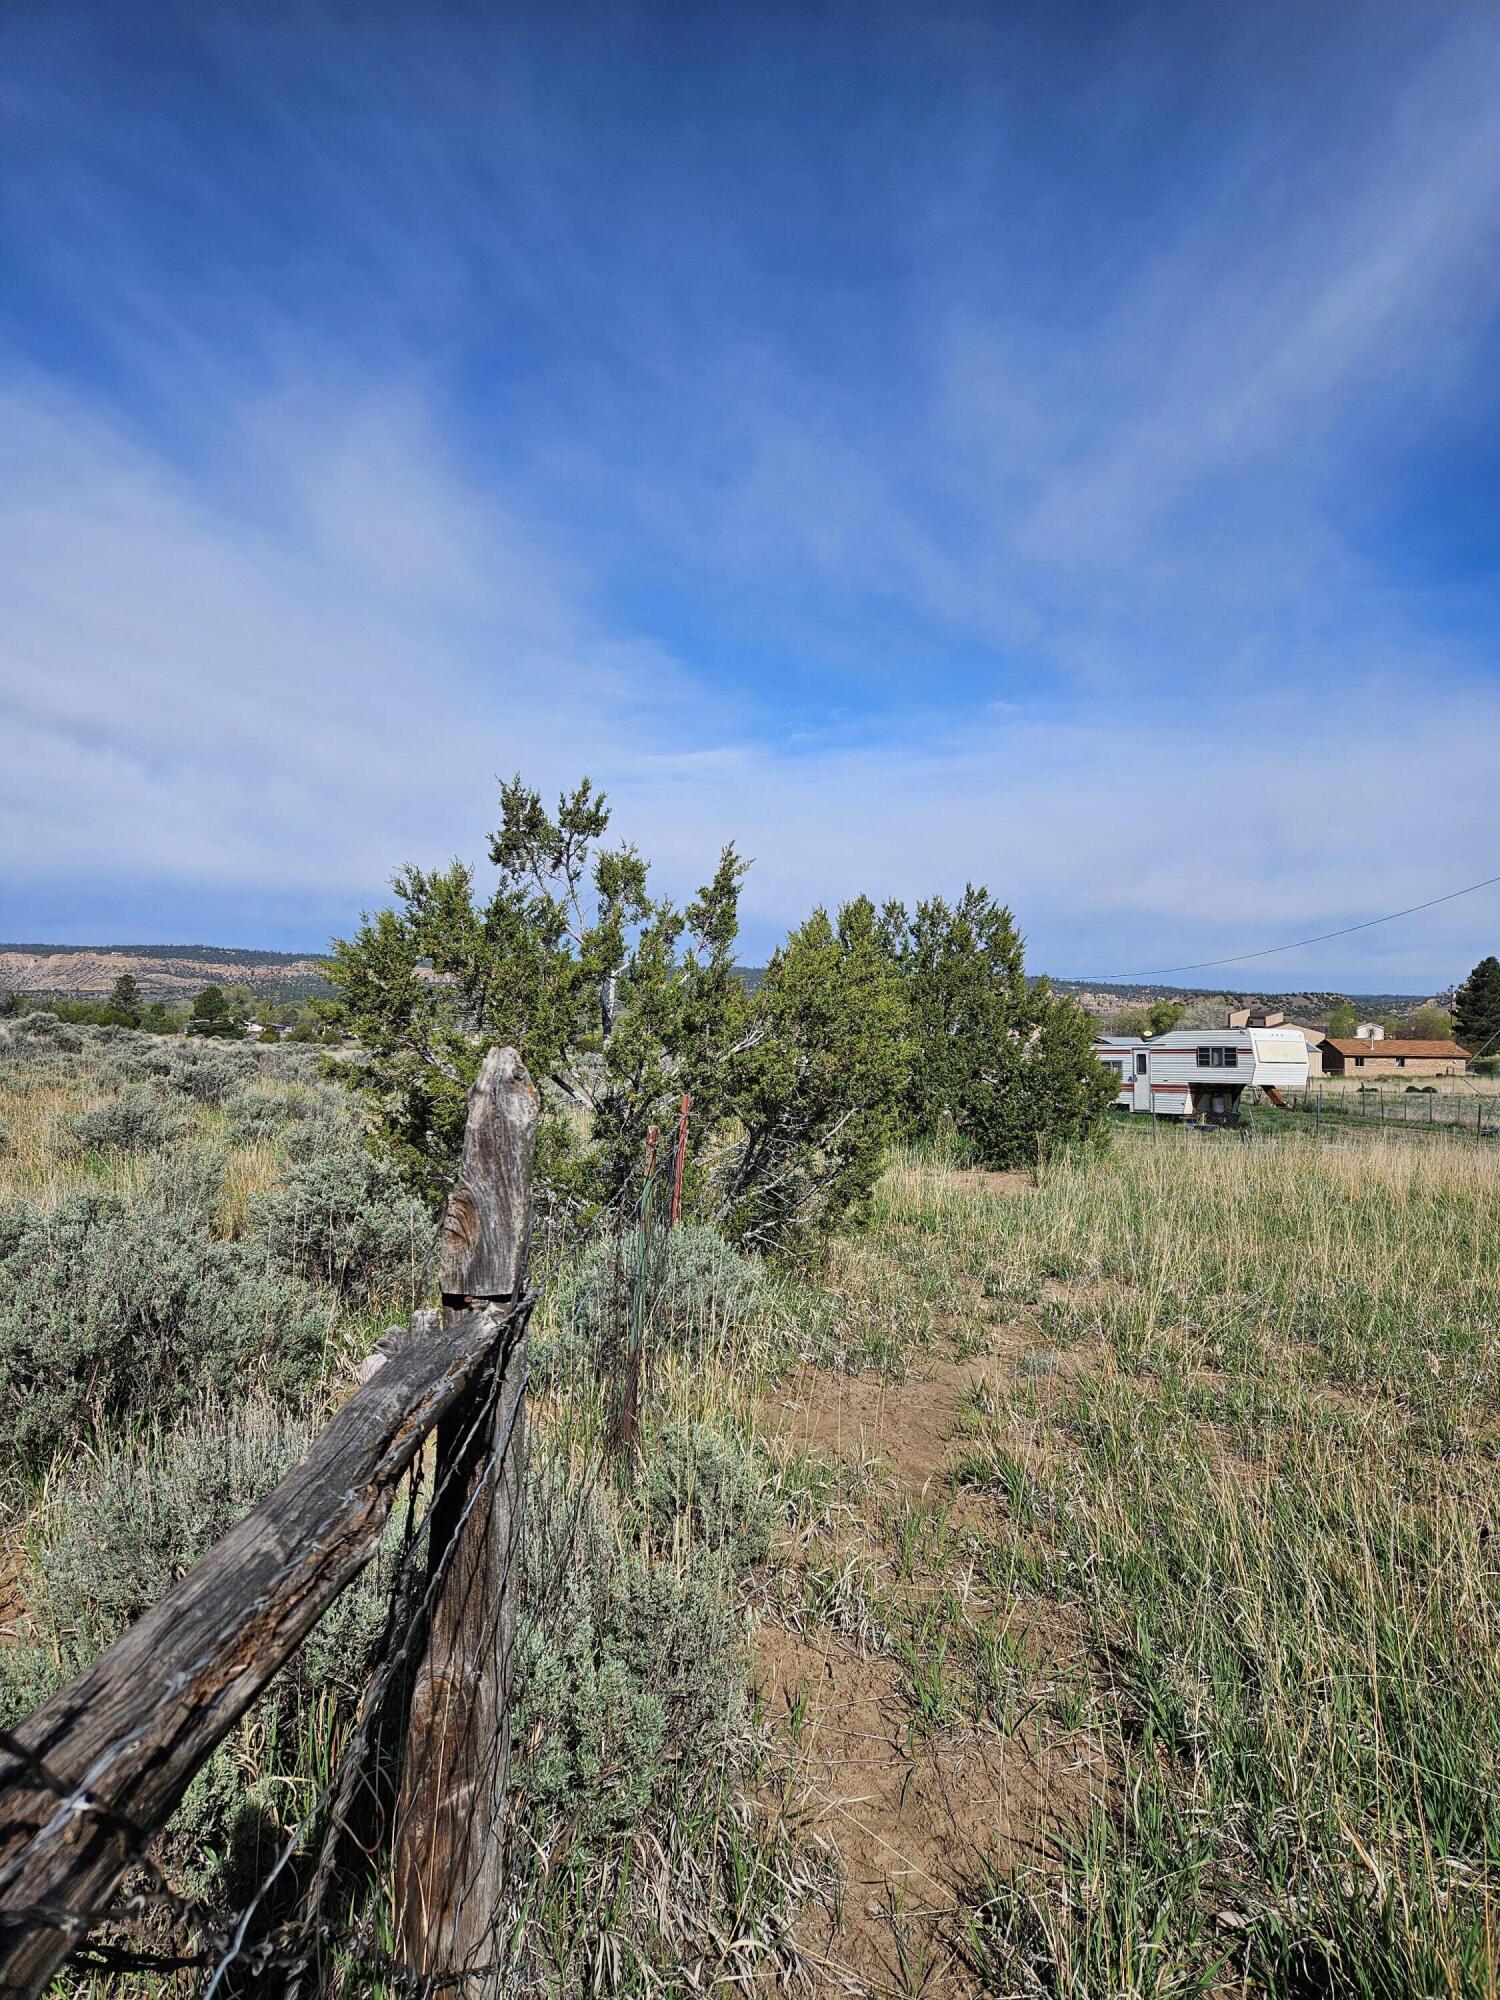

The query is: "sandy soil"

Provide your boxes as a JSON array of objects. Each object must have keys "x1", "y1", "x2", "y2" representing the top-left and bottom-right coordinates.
[{"x1": 755, "y1": 1299, "x2": 1108, "y2": 1996}]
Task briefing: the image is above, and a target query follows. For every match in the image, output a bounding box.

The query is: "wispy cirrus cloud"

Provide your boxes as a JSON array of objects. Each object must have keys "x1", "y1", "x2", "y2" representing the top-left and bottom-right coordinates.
[{"x1": 3, "y1": 0, "x2": 1500, "y2": 985}]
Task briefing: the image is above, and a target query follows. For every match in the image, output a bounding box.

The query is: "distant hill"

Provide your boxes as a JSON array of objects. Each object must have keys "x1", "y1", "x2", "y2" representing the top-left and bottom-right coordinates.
[
  {"x1": 0, "y1": 945, "x2": 336, "y2": 1001},
  {"x1": 1050, "y1": 979, "x2": 1432, "y2": 1017},
  {"x1": 0, "y1": 946, "x2": 1438, "y2": 1019}
]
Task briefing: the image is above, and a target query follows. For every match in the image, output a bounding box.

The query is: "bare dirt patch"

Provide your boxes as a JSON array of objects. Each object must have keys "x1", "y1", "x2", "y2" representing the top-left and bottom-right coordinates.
[
  {"x1": 769, "y1": 1355, "x2": 996, "y2": 1496},
  {"x1": 755, "y1": 1620, "x2": 1105, "y2": 1999},
  {"x1": 758, "y1": 1317, "x2": 1110, "y2": 1994},
  {"x1": 0, "y1": 1536, "x2": 30, "y2": 1647}
]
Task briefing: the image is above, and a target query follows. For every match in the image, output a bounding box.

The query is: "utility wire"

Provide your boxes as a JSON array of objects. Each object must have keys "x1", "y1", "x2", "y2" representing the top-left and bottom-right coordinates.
[{"x1": 1077, "y1": 868, "x2": 1500, "y2": 983}]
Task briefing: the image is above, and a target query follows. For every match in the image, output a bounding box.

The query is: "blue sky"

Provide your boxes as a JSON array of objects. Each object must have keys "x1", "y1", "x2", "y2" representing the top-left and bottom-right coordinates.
[{"x1": 3, "y1": 0, "x2": 1500, "y2": 989}]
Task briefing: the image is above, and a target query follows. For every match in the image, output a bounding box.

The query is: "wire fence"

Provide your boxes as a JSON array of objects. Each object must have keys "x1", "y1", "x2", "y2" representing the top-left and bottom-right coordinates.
[
  {"x1": 1272, "y1": 1083, "x2": 1500, "y2": 1141},
  {"x1": 0, "y1": 1303, "x2": 526, "y2": 1997},
  {"x1": 0, "y1": 1056, "x2": 693, "y2": 1999}
]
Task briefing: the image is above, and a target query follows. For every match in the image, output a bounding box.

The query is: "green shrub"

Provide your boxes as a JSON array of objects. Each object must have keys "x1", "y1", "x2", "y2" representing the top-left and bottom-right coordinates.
[
  {"x1": 12, "y1": 1012, "x2": 84, "y2": 1051},
  {"x1": 224, "y1": 1078, "x2": 352, "y2": 1146},
  {"x1": 0, "y1": 1191, "x2": 330, "y2": 1472},
  {"x1": 57, "y1": 1086, "x2": 191, "y2": 1156},
  {"x1": 637, "y1": 1418, "x2": 773, "y2": 1567},
  {"x1": 548, "y1": 1223, "x2": 778, "y2": 1374},
  {"x1": 165, "y1": 1044, "x2": 259, "y2": 1105},
  {"x1": 514, "y1": 1460, "x2": 745, "y2": 1840},
  {"x1": 98, "y1": 1040, "x2": 179, "y2": 1088},
  {"x1": 249, "y1": 1133, "x2": 429, "y2": 1302}
]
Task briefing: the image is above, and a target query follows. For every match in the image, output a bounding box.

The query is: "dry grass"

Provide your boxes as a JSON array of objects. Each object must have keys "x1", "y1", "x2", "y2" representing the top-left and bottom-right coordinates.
[{"x1": 835, "y1": 1128, "x2": 1500, "y2": 1997}]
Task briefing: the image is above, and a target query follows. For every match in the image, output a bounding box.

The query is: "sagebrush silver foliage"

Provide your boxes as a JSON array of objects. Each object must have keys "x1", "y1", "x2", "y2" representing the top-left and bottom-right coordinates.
[
  {"x1": 548, "y1": 1221, "x2": 778, "y2": 1364},
  {"x1": 0, "y1": 1186, "x2": 332, "y2": 1468},
  {"x1": 0, "y1": 1399, "x2": 402, "y2": 1905},
  {"x1": 248, "y1": 1132, "x2": 430, "y2": 1301},
  {"x1": 57, "y1": 1085, "x2": 191, "y2": 1156}
]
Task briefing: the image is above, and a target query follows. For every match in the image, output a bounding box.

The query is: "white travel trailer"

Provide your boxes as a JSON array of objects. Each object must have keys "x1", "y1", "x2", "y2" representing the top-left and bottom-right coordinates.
[{"x1": 1093, "y1": 1026, "x2": 1310, "y2": 1125}]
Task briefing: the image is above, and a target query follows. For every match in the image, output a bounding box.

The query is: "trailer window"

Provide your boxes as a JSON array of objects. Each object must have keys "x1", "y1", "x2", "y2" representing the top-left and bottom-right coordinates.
[
  {"x1": 1135, "y1": 1052, "x2": 1147, "y2": 1075},
  {"x1": 1223, "y1": 1047, "x2": 1238, "y2": 1067},
  {"x1": 1196, "y1": 1045, "x2": 1236, "y2": 1068},
  {"x1": 1196, "y1": 1046, "x2": 1212, "y2": 1067}
]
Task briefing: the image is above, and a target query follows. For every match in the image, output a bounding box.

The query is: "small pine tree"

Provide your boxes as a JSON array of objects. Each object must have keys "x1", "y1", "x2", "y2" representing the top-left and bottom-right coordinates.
[
  {"x1": 109, "y1": 973, "x2": 142, "y2": 1024},
  {"x1": 1454, "y1": 957, "x2": 1500, "y2": 1059}
]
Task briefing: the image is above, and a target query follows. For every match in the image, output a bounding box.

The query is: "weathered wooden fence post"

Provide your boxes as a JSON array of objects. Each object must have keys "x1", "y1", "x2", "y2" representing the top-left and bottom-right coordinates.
[{"x1": 393, "y1": 1046, "x2": 538, "y2": 1994}]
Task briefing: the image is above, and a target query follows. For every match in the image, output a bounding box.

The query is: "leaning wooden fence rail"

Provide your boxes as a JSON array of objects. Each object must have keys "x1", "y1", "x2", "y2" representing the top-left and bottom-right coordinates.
[{"x1": 0, "y1": 1045, "x2": 538, "y2": 2000}]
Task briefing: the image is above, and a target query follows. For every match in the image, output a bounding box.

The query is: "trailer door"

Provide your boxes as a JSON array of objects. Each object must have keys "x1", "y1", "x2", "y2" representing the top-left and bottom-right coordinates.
[{"x1": 1132, "y1": 1048, "x2": 1151, "y2": 1113}]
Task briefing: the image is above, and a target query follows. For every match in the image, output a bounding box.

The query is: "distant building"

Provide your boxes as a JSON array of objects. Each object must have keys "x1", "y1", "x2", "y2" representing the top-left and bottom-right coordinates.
[
  {"x1": 1288, "y1": 1025, "x2": 1326, "y2": 1077},
  {"x1": 1320, "y1": 1038, "x2": 1470, "y2": 1078},
  {"x1": 1354, "y1": 1022, "x2": 1385, "y2": 1041}
]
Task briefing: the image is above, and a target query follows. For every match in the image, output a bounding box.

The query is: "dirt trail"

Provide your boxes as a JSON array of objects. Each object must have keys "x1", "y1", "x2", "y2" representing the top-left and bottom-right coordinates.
[
  {"x1": 755, "y1": 1332, "x2": 1104, "y2": 1996},
  {"x1": 0, "y1": 1536, "x2": 28, "y2": 1648}
]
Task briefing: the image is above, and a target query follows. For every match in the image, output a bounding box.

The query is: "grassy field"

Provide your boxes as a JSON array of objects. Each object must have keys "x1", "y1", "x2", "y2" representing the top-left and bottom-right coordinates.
[
  {"x1": 6, "y1": 1017, "x2": 1500, "y2": 1997},
  {"x1": 812, "y1": 1126, "x2": 1500, "y2": 1996}
]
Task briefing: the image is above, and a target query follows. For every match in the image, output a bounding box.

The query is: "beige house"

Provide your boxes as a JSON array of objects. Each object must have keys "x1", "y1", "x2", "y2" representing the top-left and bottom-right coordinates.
[
  {"x1": 1320, "y1": 1038, "x2": 1470, "y2": 1078},
  {"x1": 1288, "y1": 1025, "x2": 1326, "y2": 1077}
]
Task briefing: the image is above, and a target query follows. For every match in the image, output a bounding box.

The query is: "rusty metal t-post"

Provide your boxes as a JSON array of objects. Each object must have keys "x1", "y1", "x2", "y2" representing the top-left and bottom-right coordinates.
[{"x1": 394, "y1": 1046, "x2": 538, "y2": 1993}]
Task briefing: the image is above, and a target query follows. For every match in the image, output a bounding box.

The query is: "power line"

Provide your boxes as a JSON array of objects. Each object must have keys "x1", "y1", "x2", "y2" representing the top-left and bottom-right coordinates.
[{"x1": 1078, "y1": 868, "x2": 1500, "y2": 983}]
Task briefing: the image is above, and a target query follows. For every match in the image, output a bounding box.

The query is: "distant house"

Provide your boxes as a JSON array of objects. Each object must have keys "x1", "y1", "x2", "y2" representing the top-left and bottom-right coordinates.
[
  {"x1": 1354, "y1": 1022, "x2": 1385, "y2": 1041},
  {"x1": 1320, "y1": 1038, "x2": 1470, "y2": 1078}
]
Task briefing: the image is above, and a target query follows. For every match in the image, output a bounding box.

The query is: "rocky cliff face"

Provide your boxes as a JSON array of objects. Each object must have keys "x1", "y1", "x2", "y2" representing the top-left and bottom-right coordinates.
[{"x1": 0, "y1": 949, "x2": 334, "y2": 997}]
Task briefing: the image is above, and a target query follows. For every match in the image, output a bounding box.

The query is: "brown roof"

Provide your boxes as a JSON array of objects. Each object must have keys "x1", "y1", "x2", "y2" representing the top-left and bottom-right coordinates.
[{"x1": 1322, "y1": 1038, "x2": 1471, "y2": 1060}]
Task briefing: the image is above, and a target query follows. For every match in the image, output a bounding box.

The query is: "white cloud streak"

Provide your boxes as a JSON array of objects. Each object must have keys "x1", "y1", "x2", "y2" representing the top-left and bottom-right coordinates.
[{"x1": 4, "y1": 3, "x2": 1500, "y2": 990}]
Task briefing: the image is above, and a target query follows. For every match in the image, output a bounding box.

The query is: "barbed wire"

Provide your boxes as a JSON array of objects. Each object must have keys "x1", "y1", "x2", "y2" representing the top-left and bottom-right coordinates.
[{"x1": 1, "y1": 1137, "x2": 680, "y2": 1998}]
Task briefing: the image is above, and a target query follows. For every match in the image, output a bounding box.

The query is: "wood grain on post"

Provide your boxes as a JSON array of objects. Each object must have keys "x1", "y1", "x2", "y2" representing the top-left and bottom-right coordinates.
[
  {"x1": 394, "y1": 1046, "x2": 538, "y2": 1994},
  {"x1": 0, "y1": 1305, "x2": 519, "y2": 2000}
]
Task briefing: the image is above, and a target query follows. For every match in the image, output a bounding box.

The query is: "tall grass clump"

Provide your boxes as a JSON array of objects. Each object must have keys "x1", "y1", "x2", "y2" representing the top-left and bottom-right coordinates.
[{"x1": 878, "y1": 1126, "x2": 1500, "y2": 1997}]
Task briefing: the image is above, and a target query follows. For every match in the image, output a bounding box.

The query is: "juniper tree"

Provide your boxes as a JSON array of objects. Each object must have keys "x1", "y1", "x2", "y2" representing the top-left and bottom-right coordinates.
[
  {"x1": 887, "y1": 885, "x2": 1115, "y2": 1170},
  {"x1": 711, "y1": 896, "x2": 910, "y2": 1253},
  {"x1": 109, "y1": 973, "x2": 142, "y2": 1024},
  {"x1": 1454, "y1": 957, "x2": 1500, "y2": 1060},
  {"x1": 331, "y1": 777, "x2": 748, "y2": 1209}
]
